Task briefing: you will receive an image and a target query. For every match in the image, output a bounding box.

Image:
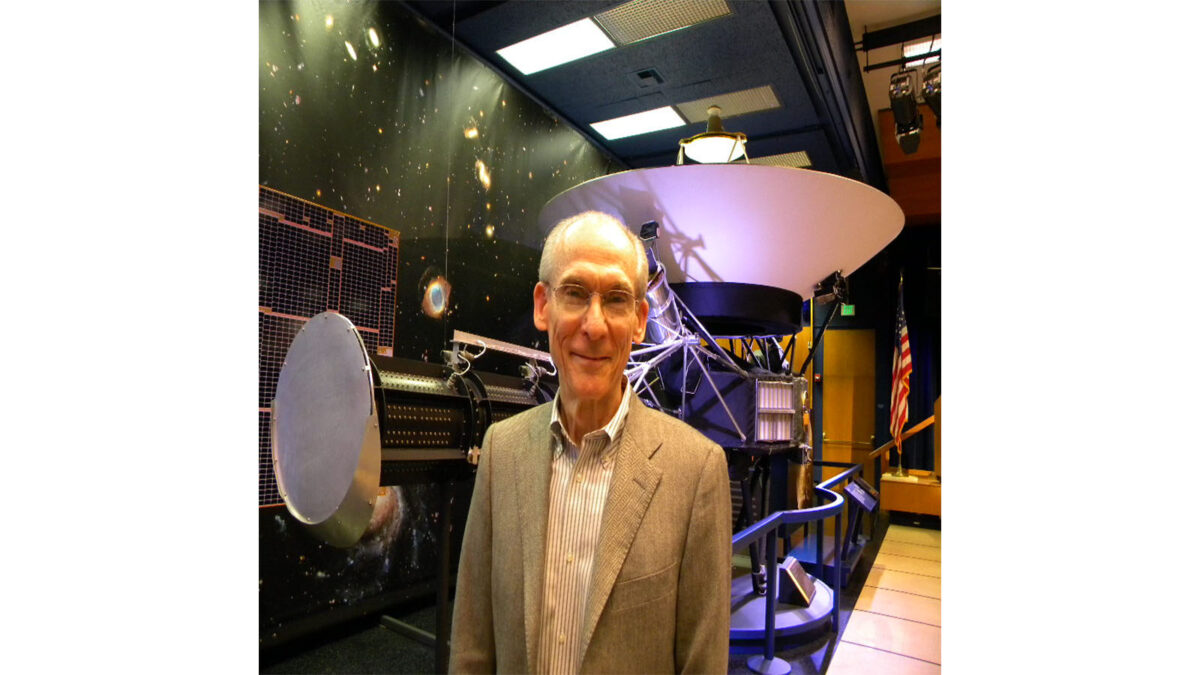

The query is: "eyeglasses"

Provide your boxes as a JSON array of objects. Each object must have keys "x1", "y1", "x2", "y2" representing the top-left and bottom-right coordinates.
[{"x1": 551, "y1": 283, "x2": 638, "y2": 319}]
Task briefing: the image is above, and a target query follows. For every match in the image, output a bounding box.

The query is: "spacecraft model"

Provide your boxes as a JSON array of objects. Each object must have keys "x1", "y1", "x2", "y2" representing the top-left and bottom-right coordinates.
[
  {"x1": 537, "y1": 164, "x2": 902, "y2": 450},
  {"x1": 272, "y1": 163, "x2": 902, "y2": 552},
  {"x1": 539, "y1": 163, "x2": 904, "y2": 591}
]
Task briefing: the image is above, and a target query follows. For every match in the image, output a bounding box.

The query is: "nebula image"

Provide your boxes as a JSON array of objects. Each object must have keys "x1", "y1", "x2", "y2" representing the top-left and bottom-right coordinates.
[
  {"x1": 326, "y1": 486, "x2": 409, "y2": 605},
  {"x1": 420, "y1": 266, "x2": 451, "y2": 319},
  {"x1": 364, "y1": 485, "x2": 402, "y2": 539}
]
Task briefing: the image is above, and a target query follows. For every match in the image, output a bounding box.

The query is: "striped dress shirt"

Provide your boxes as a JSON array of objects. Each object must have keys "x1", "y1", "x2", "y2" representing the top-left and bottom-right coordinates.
[{"x1": 536, "y1": 380, "x2": 633, "y2": 675}]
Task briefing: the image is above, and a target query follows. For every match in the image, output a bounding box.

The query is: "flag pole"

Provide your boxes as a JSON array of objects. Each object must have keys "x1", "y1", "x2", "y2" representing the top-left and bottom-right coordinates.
[{"x1": 891, "y1": 271, "x2": 908, "y2": 477}]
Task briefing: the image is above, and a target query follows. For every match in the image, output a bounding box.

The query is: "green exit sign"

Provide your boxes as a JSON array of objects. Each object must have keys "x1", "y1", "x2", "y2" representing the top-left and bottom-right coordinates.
[{"x1": 841, "y1": 304, "x2": 856, "y2": 316}]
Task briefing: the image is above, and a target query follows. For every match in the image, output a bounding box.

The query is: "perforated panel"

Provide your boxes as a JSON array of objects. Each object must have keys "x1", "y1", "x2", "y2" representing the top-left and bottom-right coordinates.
[
  {"x1": 675, "y1": 85, "x2": 782, "y2": 124},
  {"x1": 258, "y1": 186, "x2": 400, "y2": 506},
  {"x1": 749, "y1": 151, "x2": 813, "y2": 169},
  {"x1": 593, "y1": 0, "x2": 731, "y2": 46}
]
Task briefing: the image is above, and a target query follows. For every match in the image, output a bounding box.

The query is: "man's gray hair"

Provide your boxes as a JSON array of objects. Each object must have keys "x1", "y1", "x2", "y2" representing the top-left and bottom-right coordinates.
[{"x1": 538, "y1": 211, "x2": 649, "y2": 296}]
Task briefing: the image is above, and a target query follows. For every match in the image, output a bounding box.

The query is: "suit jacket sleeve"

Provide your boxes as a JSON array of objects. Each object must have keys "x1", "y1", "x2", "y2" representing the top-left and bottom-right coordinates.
[
  {"x1": 449, "y1": 426, "x2": 497, "y2": 673},
  {"x1": 674, "y1": 444, "x2": 732, "y2": 673}
]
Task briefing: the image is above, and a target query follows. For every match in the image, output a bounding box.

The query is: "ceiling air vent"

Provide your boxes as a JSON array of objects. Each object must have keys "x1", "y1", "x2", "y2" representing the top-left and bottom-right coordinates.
[{"x1": 629, "y1": 68, "x2": 665, "y2": 88}]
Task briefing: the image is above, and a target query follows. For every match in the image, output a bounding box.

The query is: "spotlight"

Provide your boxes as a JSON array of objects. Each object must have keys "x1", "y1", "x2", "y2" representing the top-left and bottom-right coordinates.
[
  {"x1": 889, "y1": 69, "x2": 923, "y2": 154},
  {"x1": 677, "y1": 106, "x2": 748, "y2": 164},
  {"x1": 922, "y1": 62, "x2": 941, "y2": 128}
]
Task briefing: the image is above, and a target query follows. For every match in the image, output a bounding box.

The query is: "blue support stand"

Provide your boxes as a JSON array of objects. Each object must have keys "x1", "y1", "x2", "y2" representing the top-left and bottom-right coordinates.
[
  {"x1": 747, "y1": 653, "x2": 794, "y2": 675},
  {"x1": 732, "y1": 487, "x2": 848, "y2": 675},
  {"x1": 747, "y1": 531, "x2": 788, "y2": 675}
]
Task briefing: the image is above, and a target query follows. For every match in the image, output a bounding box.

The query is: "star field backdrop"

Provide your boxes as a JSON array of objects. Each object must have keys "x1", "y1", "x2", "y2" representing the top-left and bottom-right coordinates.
[{"x1": 258, "y1": 0, "x2": 618, "y2": 647}]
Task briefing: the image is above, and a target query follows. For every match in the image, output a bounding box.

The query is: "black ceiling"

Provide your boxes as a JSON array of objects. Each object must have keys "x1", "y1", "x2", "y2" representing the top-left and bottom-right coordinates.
[{"x1": 402, "y1": 1, "x2": 885, "y2": 190}]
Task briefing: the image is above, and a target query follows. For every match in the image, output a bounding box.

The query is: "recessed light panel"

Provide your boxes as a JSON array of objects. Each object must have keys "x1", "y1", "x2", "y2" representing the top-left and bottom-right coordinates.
[
  {"x1": 590, "y1": 106, "x2": 686, "y2": 140},
  {"x1": 676, "y1": 85, "x2": 781, "y2": 124},
  {"x1": 903, "y1": 36, "x2": 941, "y2": 66},
  {"x1": 594, "y1": 0, "x2": 732, "y2": 46},
  {"x1": 496, "y1": 18, "x2": 615, "y2": 75}
]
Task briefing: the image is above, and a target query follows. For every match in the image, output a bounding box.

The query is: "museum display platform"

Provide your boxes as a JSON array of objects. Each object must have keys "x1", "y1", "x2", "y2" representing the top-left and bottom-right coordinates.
[
  {"x1": 789, "y1": 534, "x2": 865, "y2": 588},
  {"x1": 729, "y1": 572, "x2": 834, "y2": 642}
]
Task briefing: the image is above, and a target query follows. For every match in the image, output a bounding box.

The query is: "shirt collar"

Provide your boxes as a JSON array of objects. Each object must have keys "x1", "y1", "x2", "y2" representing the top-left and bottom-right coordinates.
[{"x1": 549, "y1": 376, "x2": 633, "y2": 457}]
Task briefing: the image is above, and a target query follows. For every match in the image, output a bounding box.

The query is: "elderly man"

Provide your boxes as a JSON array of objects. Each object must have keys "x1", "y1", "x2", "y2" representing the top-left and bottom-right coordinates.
[{"x1": 449, "y1": 211, "x2": 731, "y2": 673}]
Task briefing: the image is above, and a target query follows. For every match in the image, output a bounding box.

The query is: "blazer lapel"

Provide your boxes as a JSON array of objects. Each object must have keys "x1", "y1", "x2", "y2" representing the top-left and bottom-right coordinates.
[
  {"x1": 579, "y1": 398, "x2": 663, "y2": 654},
  {"x1": 518, "y1": 404, "x2": 553, "y2": 671}
]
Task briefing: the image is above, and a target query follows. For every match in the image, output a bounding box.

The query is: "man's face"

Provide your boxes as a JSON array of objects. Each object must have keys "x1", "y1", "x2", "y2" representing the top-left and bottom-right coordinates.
[{"x1": 533, "y1": 223, "x2": 648, "y2": 410}]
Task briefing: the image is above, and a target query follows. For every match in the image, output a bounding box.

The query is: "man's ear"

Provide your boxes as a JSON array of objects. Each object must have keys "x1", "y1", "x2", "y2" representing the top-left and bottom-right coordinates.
[
  {"x1": 633, "y1": 297, "x2": 649, "y2": 343},
  {"x1": 533, "y1": 281, "x2": 550, "y2": 331}
]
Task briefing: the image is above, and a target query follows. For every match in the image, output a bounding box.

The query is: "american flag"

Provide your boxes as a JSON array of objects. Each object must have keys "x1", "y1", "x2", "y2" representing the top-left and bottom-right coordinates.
[{"x1": 889, "y1": 279, "x2": 912, "y2": 442}]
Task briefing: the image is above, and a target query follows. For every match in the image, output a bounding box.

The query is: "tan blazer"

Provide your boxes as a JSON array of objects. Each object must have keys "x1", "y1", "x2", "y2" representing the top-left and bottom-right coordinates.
[{"x1": 449, "y1": 395, "x2": 732, "y2": 674}]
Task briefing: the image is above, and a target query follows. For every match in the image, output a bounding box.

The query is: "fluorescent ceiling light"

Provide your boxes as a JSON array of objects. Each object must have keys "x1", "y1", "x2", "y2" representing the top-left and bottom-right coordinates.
[
  {"x1": 496, "y1": 18, "x2": 615, "y2": 75},
  {"x1": 903, "y1": 36, "x2": 941, "y2": 66},
  {"x1": 590, "y1": 106, "x2": 686, "y2": 140}
]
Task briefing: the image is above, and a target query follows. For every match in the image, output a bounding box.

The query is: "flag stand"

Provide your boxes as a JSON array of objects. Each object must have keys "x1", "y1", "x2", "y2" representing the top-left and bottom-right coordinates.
[
  {"x1": 889, "y1": 273, "x2": 912, "y2": 478},
  {"x1": 891, "y1": 436, "x2": 908, "y2": 477}
]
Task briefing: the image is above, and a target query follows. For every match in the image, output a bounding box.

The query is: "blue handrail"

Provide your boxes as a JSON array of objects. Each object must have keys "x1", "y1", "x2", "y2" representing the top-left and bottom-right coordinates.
[
  {"x1": 817, "y1": 463, "x2": 861, "y2": 491},
  {"x1": 730, "y1": 483, "x2": 848, "y2": 671},
  {"x1": 732, "y1": 487, "x2": 845, "y2": 551}
]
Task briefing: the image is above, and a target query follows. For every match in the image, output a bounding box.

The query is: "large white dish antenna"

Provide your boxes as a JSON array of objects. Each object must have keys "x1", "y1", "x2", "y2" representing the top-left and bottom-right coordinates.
[{"x1": 538, "y1": 164, "x2": 904, "y2": 299}]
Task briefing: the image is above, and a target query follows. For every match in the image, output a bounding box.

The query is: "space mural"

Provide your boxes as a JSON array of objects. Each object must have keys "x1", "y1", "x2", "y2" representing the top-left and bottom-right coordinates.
[{"x1": 258, "y1": 1, "x2": 618, "y2": 646}]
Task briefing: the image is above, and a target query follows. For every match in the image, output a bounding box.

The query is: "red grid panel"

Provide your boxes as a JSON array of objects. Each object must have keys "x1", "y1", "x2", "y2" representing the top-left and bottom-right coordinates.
[{"x1": 258, "y1": 186, "x2": 399, "y2": 506}]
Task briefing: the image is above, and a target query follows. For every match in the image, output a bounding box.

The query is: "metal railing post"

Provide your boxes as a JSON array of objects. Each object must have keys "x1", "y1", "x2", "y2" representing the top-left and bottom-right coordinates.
[
  {"x1": 764, "y1": 528, "x2": 778, "y2": 662},
  {"x1": 832, "y1": 511, "x2": 842, "y2": 633}
]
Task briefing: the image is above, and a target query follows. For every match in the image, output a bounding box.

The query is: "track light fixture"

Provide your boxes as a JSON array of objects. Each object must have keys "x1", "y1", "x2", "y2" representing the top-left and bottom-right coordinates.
[
  {"x1": 889, "y1": 69, "x2": 923, "y2": 154},
  {"x1": 922, "y1": 62, "x2": 941, "y2": 128},
  {"x1": 677, "y1": 105, "x2": 748, "y2": 164}
]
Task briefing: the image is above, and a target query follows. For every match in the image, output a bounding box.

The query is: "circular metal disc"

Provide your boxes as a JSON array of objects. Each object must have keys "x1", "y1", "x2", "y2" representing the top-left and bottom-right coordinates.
[
  {"x1": 538, "y1": 164, "x2": 904, "y2": 299},
  {"x1": 272, "y1": 311, "x2": 380, "y2": 547}
]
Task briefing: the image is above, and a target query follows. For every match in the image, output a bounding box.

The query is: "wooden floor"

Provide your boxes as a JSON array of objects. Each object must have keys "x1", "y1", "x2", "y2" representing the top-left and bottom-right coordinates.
[{"x1": 827, "y1": 525, "x2": 941, "y2": 674}]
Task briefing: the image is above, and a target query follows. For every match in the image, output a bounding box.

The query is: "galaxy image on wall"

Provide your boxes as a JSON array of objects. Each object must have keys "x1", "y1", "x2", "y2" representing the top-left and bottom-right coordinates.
[
  {"x1": 260, "y1": 1, "x2": 618, "y2": 358},
  {"x1": 258, "y1": 0, "x2": 618, "y2": 646}
]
